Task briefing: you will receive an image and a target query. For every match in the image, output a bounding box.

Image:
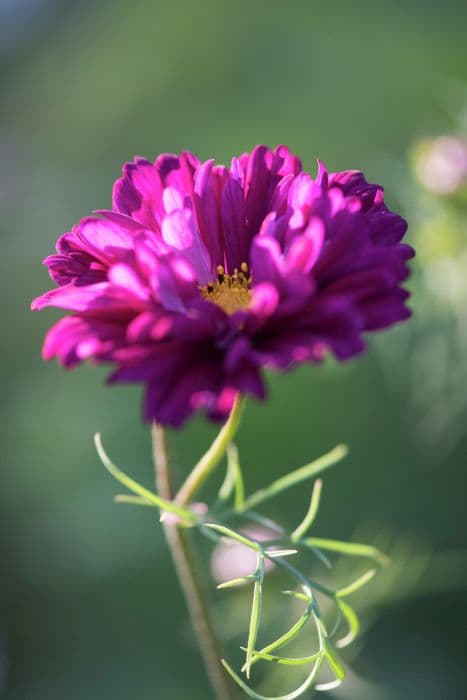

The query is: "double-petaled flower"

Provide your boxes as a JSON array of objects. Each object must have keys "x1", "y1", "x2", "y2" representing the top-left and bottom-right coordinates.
[{"x1": 32, "y1": 145, "x2": 413, "y2": 426}]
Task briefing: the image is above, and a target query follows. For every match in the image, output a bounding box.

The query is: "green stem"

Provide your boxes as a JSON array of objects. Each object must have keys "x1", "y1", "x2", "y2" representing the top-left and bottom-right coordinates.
[
  {"x1": 175, "y1": 395, "x2": 245, "y2": 507},
  {"x1": 151, "y1": 423, "x2": 236, "y2": 700}
]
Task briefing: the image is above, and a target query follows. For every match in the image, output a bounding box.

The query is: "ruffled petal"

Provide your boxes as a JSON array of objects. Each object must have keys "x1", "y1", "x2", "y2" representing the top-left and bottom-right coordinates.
[{"x1": 43, "y1": 316, "x2": 126, "y2": 367}]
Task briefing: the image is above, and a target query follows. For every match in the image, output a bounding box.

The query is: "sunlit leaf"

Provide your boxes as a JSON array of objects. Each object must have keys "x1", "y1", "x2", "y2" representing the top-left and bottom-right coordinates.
[
  {"x1": 95, "y1": 434, "x2": 197, "y2": 524},
  {"x1": 217, "y1": 442, "x2": 245, "y2": 511},
  {"x1": 245, "y1": 552, "x2": 264, "y2": 678},
  {"x1": 315, "y1": 679, "x2": 343, "y2": 692},
  {"x1": 336, "y1": 569, "x2": 376, "y2": 598},
  {"x1": 280, "y1": 590, "x2": 312, "y2": 603},
  {"x1": 222, "y1": 655, "x2": 324, "y2": 700},
  {"x1": 266, "y1": 549, "x2": 298, "y2": 558},
  {"x1": 240, "y1": 648, "x2": 321, "y2": 666},
  {"x1": 323, "y1": 643, "x2": 345, "y2": 681},
  {"x1": 203, "y1": 523, "x2": 262, "y2": 551},
  {"x1": 336, "y1": 600, "x2": 360, "y2": 648},
  {"x1": 241, "y1": 445, "x2": 348, "y2": 511},
  {"x1": 244, "y1": 602, "x2": 314, "y2": 671},
  {"x1": 291, "y1": 479, "x2": 323, "y2": 542},
  {"x1": 217, "y1": 575, "x2": 256, "y2": 590},
  {"x1": 304, "y1": 537, "x2": 389, "y2": 567},
  {"x1": 114, "y1": 494, "x2": 156, "y2": 507}
]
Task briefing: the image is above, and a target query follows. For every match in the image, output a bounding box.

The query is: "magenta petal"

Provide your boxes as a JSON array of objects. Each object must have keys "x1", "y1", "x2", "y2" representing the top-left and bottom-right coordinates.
[
  {"x1": 95, "y1": 210, "x2": 144, "y2": 231},
  {"x1": 161, "y1": 208, "x2": 211, "y2": 284},
  {"x1": 108, "y1": 263, "x2": 150, "y2": 301},
  {"x1": 250, "y1": 282, "x2": 280, "y2": 319},
  {"x1": 250, "y1": 236, "x2": 284, "y2": 287},
  {"x1": 43, "y1": 316, "x2": 125, "y2": 367},
  {"x1": 285, "y1": 218, "x2": 325, "y2": 273},
  {"x1": 194, "y1": 160, "x2": 224, "y2": 269},
  {"x1": 221, "y1": 168, "x2": 249, "y2": 270},
  {"x1": 75, "y1": 217, "x2": 135, "y2": 264},
  {"x1": 32, "y1": 282, "x2": 141, "y2": 313}
]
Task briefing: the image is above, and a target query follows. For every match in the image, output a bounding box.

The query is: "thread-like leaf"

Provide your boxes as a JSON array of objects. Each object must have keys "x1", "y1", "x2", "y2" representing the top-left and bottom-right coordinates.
[
  {"x1": 316, "y1": 679, "x2": 343, "y2": 692},
  {"x1": 291, "y1": 479, "x2": 323, "y2": 542},
  {"x1": 336, "y1": 600, "x2": 360, "y2": 648},
  {"x1": 114, "y1": 494, "x2": 156, "y2": 507},
  {"x1": 324, "y1": 643, "x2": 345, "y2": 681},
  {"x1": 203, "y1": 523, "x2": 262, "y2": 551},
  {"x1": 268, "y1": 555, "x2": 332, "y2": 601},
  {"x1": 95, "y1": 434, "x2": 197, "y2": 524},
  {"x1": 218, "y1": 443, "x2": 246, "y2": 511},
  {"x1": 241, "y1": 445, "x2": 348, "y2": 511},
  {"x1": 280, "y1": 590, "x2": 312, "y2": 603},
  {"x1": 240, "y1": 648, "x2": 321, "y2": 666},
  {"x1": 222, "y1": 655, "x2": 324, "y2": 700},
  {"x1": 218, "y1": 458, "x2": 236, "y2": 503},
  {"x1": 245, "y1": 552, "x2": 264, "y2": 678},
  {"x1": 217, "y1": 575, "x2": 256, "y2": 590},
  {"x1": 244, "y1": 603, "x2": 314, "y2": 671},
  {"x1": 266, "y1": 549, "x2": 298, "y2": 558},
  {"x1": 336, "y1": 569, "x2": 377, "y2": 598},
  {"x1": 304, "y1": 537, "x2": 389, "y2": 567},
  {"x1": 229, "y1": 443, "x2": 245, "y2": 510}
]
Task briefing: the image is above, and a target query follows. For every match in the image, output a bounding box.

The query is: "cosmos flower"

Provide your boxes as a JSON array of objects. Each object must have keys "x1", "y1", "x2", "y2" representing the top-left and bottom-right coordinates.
[{"x1": 32, "y1": 145, "x2": 414, "y2": 426}]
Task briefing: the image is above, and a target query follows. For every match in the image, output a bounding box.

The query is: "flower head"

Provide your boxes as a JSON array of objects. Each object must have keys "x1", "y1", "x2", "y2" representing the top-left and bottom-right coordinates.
[{"x1": 32, "y1": 145, "x2": 414, "y2": 426}]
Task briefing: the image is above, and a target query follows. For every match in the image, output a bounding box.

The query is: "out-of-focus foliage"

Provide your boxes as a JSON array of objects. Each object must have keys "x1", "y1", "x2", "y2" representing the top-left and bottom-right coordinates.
[{"x1": 1, "y1": 1, "x2": 467, "y2": 698}]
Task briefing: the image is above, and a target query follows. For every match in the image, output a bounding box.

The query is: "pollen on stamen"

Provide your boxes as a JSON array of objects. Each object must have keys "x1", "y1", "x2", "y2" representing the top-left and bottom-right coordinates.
[{"x1": 201, "y1": 263, "x2": 252, "y2": 314}]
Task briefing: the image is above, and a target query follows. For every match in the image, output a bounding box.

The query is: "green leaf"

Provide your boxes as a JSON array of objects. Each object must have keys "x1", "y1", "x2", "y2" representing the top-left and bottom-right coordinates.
[
  {"x1": 280, "y1": 590, "x2": 312, "y2": 603},
  {"x1": 222, "y1": 655, "x2": 324, "y2": 700},
  {"x1": 94, "y1": 434, "x2": 197, "y2": 524},
  {"x1": 324, "y1": 643, "x2": 345, "y2": 681},
  {"x1": 328, "y1": 607, "x2": 342, "y2": 639},
  {"x1": 244, "y1": 602, "x2": 314, "y2": 671},
  {"x1": 217, "y1": 443, "x2": 245, "y2": 511},
  {"x1": 291, "y1": 479, "x2": 323, "y2": 542},
  {"x1": 316, "y1": 679, "x2": 343, "y2": 692},
  {"x1": 304, "y1": 537, "x2": 390, "y2": 567},
  {"x1": 240, "y1": 648, "x2": 321, "y2": 666},
  {"x1": 245, "y1": 552, "x2": 265, "y2": 678},
  {"x1": 241, "y1": 445, "x2": 348, "y2": 511},
  {"x1": 198, "y1": 524, "x2": 224, "y2": 544},
  {"x1": 336, "y1": 600, "x2": 360, "y2": 648},
  {"x1": 114, "y1": 494, "x2": 156, "y2": 507},
  {"x1": 218, "y1": 457, "x2": 236, "y2": 503},
  {"x1": 267, "y1": 554, "x2": 332, "y2": 601},
  {"x1": 266, "y1": 549, "x2": 298, "y2": 558},
  {"x1": 217, "y1": 575, "x2": 256, "y2": 590},
  {"x1": 336, "y1": 569, "x2": 377, "y2": 598},
  {"x1": 229, "y1": 443, "x2": 245, "y2": 511},
  {"x1": 203, "y1": 523, "x2": 262, "y2": 551}
]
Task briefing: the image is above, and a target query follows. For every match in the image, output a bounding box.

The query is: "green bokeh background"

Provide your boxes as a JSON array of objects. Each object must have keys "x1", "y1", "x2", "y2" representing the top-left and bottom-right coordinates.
[{"x1": 1, "y1": 1, "x2": 467, "y2": 698}]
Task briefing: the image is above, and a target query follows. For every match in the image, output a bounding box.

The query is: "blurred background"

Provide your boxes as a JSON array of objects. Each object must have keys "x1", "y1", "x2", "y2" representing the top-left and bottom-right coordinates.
[{"x1": 1, "y1": 0, "x2": 467, "y2": 698}]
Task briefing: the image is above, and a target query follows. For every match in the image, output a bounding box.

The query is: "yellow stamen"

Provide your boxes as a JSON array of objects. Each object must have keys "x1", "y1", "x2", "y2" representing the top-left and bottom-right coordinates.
[{"x1": 200, "y1": 263, "x2": 252, "y2": 314}]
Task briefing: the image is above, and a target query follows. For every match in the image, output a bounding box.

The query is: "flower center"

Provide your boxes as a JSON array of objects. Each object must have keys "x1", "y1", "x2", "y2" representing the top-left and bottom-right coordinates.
[{"x1": 200, "y1": 263, "x2": 252, "y2": 314}]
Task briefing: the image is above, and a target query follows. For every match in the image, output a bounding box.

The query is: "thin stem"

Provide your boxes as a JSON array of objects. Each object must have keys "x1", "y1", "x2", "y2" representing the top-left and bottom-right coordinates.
[
  {"x1": 175, "y1": 395, "x2": 245, "y2": 507},
  {"x1": 151, "y1": 423, "x2": 236, "y2": 700}
]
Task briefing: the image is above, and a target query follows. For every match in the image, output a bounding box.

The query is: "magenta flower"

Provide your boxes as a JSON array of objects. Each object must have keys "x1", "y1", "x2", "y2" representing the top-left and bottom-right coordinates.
[{"x1": 32, "y1": 145, "x2": 414, "y2": 426}]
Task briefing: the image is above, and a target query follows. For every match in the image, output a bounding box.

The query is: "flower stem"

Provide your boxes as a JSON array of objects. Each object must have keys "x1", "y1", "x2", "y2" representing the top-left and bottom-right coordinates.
[
  {"x1": 174, "y1": 395, "x2": 245, "y2": 507},
  {"x1": 151, "y1": 423, "x2": 236, "y2": 700}
]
